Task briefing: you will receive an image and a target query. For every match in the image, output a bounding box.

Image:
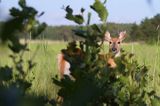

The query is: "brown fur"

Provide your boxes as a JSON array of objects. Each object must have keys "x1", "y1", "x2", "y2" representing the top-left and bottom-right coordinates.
[{"x1": 58, "y1": 54, "x2": 66, "y2": 78}]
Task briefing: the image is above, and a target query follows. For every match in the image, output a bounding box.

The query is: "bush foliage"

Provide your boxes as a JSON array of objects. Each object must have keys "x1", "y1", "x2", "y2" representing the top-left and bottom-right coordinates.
[
  {"x1": 54, "y1": 43, "x2": 160, "y2": 105},
  {"x1": 0, "y1": 0, "x2": 54, "y2": 106},
  {"x1": 53, "y1": 0, "x2": 160, "y2": 106}
]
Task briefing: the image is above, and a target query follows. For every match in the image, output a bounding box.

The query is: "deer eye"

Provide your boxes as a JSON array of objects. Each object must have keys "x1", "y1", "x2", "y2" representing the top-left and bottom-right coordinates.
[
  {"x1": 117, "y1": 42, "x2": 120, "y2": 44},
  {"x1": 109, "y1": 41, "x2": 112, "y2": 44}
]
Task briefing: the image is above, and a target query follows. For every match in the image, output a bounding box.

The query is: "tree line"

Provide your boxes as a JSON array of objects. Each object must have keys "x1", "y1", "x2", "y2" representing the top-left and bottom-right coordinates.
[
  {"x1": 41, "y1": 13, "x2": 160, "y2": 43},
  {"x1": 36, "y1": 23, "x2": 133, "y2": 41},
  {"x1": 130, "y1": 14, "x2": 160, "y2": 43},
  {"x1": 1, "y1": 13, "x2": 160, "y2": 43}
]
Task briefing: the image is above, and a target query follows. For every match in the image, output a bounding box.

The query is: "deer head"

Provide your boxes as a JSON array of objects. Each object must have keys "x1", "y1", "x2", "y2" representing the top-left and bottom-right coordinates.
[{"x1": 104, "y1": 31, "x2": 127, "y2": 57}]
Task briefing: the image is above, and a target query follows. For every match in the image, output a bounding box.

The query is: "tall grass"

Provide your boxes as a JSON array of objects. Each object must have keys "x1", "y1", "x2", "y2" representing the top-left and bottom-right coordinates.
[
  {"x1": 0, "y1": 41, "x2": 160, "y2": 98},
  {"x1": 27, "y1": 41, "x2": 67, "y2": 98}
]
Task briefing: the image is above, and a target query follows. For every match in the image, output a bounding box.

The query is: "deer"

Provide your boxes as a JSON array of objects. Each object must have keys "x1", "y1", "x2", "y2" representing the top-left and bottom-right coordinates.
[
  {"x1": 57, "y1": 46, "x2": 82, "y2": 80},
  {"x1": 57, "y1": 31, "x2": 127, "y2": 79},
  {"x1": 56, "y1": 31, "x2": 127, "y2": 103},
  {"x1": 104, "y1": 31, "x2": 127, "y2": 68}
]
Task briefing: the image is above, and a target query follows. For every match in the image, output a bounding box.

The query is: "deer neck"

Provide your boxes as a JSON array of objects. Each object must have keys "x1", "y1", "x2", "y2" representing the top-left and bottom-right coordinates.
[
  {"x1": 109, "y1": 50, "x2": 121, "y2": 58},
  {"x1": 115, "y1": 51, "x2": 120, "y2": 57},
  {"x1": 109, "y1": 51, "x2": 121, "y2": 58}
]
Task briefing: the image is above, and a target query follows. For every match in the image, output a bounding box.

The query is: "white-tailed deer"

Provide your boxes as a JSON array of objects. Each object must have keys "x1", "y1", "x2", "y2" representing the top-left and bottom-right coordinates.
[
  {"x1": 57, "y1": 31, "x2": 127, "y2": 78},
  {"x1": 56, "y1": 31, "x2": 127, "y2": 103},
  {"x1": 104, "y1": 31, "x2": 127, "y2": 68},
  {"x1": 57, "y1": 47, "x2": 82, "y2": 80}
]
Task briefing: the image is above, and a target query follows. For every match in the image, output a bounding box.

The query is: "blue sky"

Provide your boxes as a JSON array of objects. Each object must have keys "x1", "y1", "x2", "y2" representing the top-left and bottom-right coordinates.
[{"x1": 0, "y1": 0, "x2": 160, "y2": 26}]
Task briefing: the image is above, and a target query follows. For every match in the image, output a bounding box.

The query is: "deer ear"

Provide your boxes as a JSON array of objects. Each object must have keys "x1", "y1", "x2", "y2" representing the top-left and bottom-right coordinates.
[
  {"x1": 104, "y1": 31, "x2": 111, "y2": 41},
  {"x1": 119, "y1": 31, "x2": 127, "y2": 41}
]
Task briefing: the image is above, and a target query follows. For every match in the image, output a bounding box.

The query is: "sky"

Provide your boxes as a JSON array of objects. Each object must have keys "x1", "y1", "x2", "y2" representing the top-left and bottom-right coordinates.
[{"x1": 0, "y1": 0, "x2": 160, "y2": 26}]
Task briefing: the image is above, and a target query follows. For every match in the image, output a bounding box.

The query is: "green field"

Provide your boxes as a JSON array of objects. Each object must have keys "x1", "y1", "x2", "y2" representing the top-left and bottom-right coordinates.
[{"x1": 0, "y1": 41, "x2": 160, "y2": 99}]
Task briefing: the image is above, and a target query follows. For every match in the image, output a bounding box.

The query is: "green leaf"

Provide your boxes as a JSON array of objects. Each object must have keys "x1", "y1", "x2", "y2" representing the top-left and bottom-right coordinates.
[
  {"x1": 91, "y1": 24, "x2": 102, "y2": 33},
  {"x1": 66, "y1": 5, "x2": 73, "y2": 14},
  {"x1": 65, "y1": 13, "x2": 74, "y2": 20},
  {"x1": 19, "y1": 0, "x2": 26, "y2": 8},
  {"x1": 73, "y1": 29, "x2": 87, "y2": 38},
  {"x1": 151, "y1": 98, "x2": 160, "y2": 106},
  {"x1": 74, "y1": 15, "x2": 84, "y2": 24},
  {"x1": 90, "y1": 0, "x2": 108, "y2": 22},
  {"x1": 0, "y1": 66, "x2": 13, "y2": 81},
  {"x1": 65, "y1": 5, "x2": 84, "y2": 24},
  {"x1": 119, "y1": 76, "x2": 129, "y2": 84},
  {"x1": 81, "y1": 8, "x2": 85, "y2": 13},
  {"x1": 10, "y1": 7, "x2": 21, "y2": 17},
  {"x1": 8, "y1": 41, "x2": 27, "y2": 53},
  {"x1": 31, "y1": 22, "x2": 47, "y2": 39}
]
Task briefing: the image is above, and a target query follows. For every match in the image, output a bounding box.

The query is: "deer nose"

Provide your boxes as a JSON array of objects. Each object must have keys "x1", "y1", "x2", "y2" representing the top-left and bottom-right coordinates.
[{"x1": 112, "y1": 48, "x2": 117, "y2": 52}]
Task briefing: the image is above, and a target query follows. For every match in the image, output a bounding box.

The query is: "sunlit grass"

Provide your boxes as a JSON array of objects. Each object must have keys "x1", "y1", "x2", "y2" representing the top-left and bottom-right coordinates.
[{"x1": 0, "y1": 41, "x2": 160, "y2": 98}]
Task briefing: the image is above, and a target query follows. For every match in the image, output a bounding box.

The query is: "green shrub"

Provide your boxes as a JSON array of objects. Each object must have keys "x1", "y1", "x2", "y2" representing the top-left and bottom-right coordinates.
[
  {"x1": 0, "y1": 0, "x2": 53, "y2": 106},
  {"x1": 53, "y1": 0, "x2": 160, "y2": 105}
]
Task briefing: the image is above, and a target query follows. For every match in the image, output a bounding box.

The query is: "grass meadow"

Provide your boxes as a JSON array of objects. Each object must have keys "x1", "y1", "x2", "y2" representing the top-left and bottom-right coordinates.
[{"x1": 0, "y1": 41, "x2": 160, "y2": 99}]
